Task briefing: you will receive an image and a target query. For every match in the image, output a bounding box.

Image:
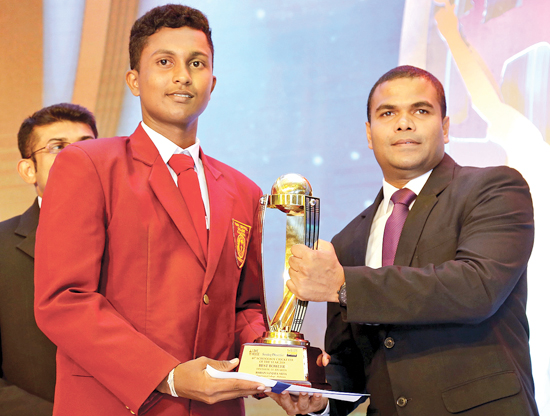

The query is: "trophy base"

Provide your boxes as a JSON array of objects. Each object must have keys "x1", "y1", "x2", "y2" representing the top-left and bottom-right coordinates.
[{"x1": 238, "y1": 331, "x2": 330, "y2": 390}]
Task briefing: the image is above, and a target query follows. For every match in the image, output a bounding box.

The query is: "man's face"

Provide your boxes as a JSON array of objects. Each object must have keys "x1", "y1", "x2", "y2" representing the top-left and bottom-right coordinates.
[
  {"x1": 26, "y1": 121, "x2": 96, "y2": 197},
  {"x1": 126, "y1": 26, "x2": 216, "y2": 137},
  {"x1": 366, "y1": 77, "x2": 449, "y2": 187}
]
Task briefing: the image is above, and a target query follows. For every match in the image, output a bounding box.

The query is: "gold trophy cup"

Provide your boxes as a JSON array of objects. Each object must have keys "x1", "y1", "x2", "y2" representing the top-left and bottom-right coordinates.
[{"x1": 238, "y1": 173, "x2": 328, "y2": 389}]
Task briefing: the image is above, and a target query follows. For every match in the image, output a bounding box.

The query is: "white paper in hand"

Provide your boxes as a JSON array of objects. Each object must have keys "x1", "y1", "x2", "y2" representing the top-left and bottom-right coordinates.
[{"x1": 205, "y1": 365, "x2": 368, "y2": 402}]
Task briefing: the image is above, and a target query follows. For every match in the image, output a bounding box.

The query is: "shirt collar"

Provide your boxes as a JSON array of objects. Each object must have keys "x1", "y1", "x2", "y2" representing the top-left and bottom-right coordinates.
[
  {"x1": 140, "y1": 121, "x2": 201, "y2": 166},
  {"x1": 380, "y1": 170, "x2": 432, "y2": 214}
]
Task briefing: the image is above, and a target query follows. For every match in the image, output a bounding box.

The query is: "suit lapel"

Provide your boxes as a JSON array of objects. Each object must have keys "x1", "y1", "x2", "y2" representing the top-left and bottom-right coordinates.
[
  {"x1": 15, "y1": 198, "x2": 40, "y2": 259},
  {"x1": 201, "y1": 153, "x2": 234, "y2": 290},
  {"x1": 394, "y1": 154, "x2": 457, "y2": 266},
  {"x1": 352, "y1": 189, "x2": 384, "y2": 265},
  {"x1": 131, "y1": 125, "x2": 207, "y2": 268}
]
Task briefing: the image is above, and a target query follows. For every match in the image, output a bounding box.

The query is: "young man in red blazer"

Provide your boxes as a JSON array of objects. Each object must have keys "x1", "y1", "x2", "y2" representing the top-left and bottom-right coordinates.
[{"x1": 34, "y1": 5, "x2": 269, "y2": 416}]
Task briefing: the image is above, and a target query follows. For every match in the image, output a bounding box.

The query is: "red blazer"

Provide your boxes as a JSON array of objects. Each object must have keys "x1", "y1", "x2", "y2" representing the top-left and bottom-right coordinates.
[{"x1": 34, "y1": 125, "x2": 266, "y2": 416}]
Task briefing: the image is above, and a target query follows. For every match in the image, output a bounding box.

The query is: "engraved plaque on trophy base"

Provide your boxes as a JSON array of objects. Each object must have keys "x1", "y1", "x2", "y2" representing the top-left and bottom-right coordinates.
[{"x1": 238, "y1": 331, "x2": 329, "y2": 389}]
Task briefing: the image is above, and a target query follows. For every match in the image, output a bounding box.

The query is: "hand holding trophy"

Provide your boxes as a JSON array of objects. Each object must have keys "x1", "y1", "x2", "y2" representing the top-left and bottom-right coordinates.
[{"x1": 238, "y1": 173, "x2": 329, "y2": 389}]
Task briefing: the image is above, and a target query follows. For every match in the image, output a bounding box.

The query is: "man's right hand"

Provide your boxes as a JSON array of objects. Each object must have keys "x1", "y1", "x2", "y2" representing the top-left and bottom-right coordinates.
[{"x1": 157, "y1": 357, "x2": 270, "y2": 404}]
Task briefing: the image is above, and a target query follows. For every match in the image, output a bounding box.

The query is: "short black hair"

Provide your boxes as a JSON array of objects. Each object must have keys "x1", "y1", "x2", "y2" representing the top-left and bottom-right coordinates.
[
  {"x1": 367, "y1": 65, "x2": 447, "y2": 122},
  {"x1": 18, "y1": 103, "x2": 97, "y2": 159},
  {"x1": 129, "y1": 4, "x2": 214, "y2": 71}
]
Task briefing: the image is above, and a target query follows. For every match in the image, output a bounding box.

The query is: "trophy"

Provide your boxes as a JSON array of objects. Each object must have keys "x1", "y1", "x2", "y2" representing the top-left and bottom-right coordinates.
[{"x1": 238, "y1": 173, "x2": 328, "y2": 389}]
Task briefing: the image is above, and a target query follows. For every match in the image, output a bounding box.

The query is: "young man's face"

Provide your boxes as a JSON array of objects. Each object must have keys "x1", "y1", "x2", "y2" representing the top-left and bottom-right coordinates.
[
  {"x1": 20, "y1": 121, "x2": 96, "y2": 197},
  {"x1": 126, "y1": 26, "x2": 216, "y2": 137},
  {"x1": 366, "y1": 77, "x2": 449, "y2": 187}
]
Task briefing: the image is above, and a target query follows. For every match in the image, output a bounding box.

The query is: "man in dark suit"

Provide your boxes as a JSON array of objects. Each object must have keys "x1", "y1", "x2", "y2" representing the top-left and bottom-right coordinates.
[
  {"x1": 0, "y1": 103, "x2": 97, "y2": 415},
  {"x1": 34, "y1": 5, "x2": 269, "y2": 416},
  {"x1": 268, "y1": 66, "x2": 538, "y2": 415}
]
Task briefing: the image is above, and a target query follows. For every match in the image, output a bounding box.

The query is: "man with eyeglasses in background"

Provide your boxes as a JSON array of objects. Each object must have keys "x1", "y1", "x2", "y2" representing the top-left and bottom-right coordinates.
[{"x1": 0, "y1": 103, "x2": 97, "y2": 415}]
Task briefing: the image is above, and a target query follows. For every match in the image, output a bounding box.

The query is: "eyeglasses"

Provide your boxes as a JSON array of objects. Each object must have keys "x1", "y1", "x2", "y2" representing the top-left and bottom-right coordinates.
[{"x1": 28, "y1": 140, "x2": 71, "y2": 158}]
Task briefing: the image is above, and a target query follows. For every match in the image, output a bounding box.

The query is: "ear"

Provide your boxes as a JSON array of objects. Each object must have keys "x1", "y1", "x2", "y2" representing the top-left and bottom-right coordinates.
[
  {"x1": 210, "y1": 75, "x2": 217, "y2": 94},
  {"x1": 17, "y1": 159, "x2": 37, "y2": 185},
  {"x1": 442, "y1": 116, "x2": 450, "y2": 144},
  {"x1": 366, "y1": 122, "x2": 373, "y2": 149},
  {"x1": 126, "y1": 69, "x2": 140, "y2": 97}
]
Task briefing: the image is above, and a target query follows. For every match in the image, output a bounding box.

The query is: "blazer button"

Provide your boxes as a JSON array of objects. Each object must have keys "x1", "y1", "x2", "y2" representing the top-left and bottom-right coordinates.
[
  {"x1": 396, "y1": 396, "x2": 408, "y2": 407},
  {"x1": 384, "y1": 337, "x2": 395, "y2": 349},
  {"x1": 203, "y1": 294, "x2": 210, "y2": 305}
]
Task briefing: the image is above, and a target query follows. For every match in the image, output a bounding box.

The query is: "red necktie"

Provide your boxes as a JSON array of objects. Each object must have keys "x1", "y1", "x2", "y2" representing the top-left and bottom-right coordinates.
[
  {"x1": 382, "y1": 188, "x2": 416, "y2": 266},
  {"x1": 168, "y1": 154, "x2": 208, "y2": 258}
]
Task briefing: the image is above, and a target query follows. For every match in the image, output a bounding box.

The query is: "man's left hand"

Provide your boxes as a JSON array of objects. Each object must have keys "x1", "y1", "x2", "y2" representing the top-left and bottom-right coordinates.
[
  {"x1": 287, "y1": 240, "x2": 344, "y2": 303},
  {"x1": 266, "y1": 391, "x2": 328, "y2": 416}
]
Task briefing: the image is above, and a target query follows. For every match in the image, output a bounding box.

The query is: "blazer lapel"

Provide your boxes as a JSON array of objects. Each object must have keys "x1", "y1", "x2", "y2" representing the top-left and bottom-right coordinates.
[
  {"x1": 130, "y1": 125, "x2": 207, "y2": 268},
  {"x1": 201, "y1": 153, "x2": 234, "y2": 290},
  {"x1": 352, "y1": 189, "x2": 384, "y2": 265},
  {"x1": 394, "y1": 154, "x2": 457, "y2": 266},
  {"x1": 15, "y1": 198, "x2": 40, "y2": 259}
]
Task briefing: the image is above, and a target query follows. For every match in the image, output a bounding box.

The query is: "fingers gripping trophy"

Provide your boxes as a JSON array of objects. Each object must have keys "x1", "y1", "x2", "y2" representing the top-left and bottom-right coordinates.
[{"x1": 238, "y1": 174, "x2": 329, "y2": 389}]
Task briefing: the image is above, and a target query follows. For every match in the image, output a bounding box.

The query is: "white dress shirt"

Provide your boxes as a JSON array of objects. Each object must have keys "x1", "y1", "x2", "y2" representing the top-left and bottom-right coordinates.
[{"x1": 141, "y1": 121, "x2": 211, "y2": 229}]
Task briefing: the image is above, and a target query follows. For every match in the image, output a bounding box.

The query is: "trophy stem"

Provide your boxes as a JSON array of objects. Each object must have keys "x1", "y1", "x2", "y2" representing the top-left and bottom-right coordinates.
[{"x1": 270, "y1": 289, "x2": 297, "y2": 331}]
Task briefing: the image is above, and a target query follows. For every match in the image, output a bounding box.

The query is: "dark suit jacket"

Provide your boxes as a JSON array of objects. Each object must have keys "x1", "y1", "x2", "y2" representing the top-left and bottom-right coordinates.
[
  {"x1": 0, "y1": 199, "x2": 56, "y2": 415},
  {"x1": 325, "y1": 154, "x2": 538, "y2": 416},
  {"x1": 34, "y1": 125, "x2": 266, "y2": 416}
]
